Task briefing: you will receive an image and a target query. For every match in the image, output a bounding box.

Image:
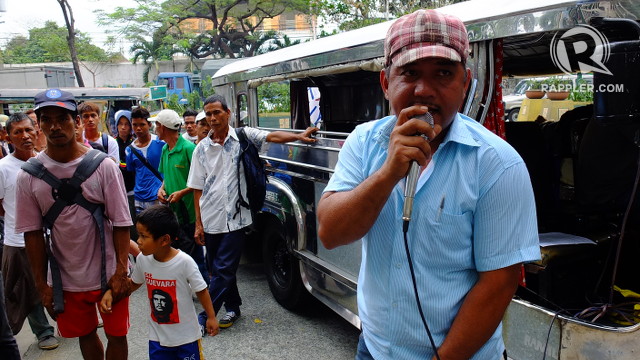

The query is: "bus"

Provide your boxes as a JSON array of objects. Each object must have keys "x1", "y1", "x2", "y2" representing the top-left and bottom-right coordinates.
[{"x1": 210, "y1": 1, "x2": 640, "y2": 358}]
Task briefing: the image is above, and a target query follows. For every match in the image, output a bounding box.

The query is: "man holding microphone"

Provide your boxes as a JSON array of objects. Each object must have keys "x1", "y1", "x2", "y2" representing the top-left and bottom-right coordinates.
[{"x1": 318, "y1": 9, "x2": 540, "y2": 360}]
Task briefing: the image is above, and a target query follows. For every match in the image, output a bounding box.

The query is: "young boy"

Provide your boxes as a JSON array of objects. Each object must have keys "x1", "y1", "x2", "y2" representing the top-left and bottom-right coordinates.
[{"x1": 100, "y1": 205, "x2": 218, "y2": 359}]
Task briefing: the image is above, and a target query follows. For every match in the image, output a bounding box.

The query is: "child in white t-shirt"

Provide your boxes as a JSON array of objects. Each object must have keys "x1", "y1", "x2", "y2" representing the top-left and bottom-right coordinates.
[{"x1": 100, "y1": 205, "x2": 218, "y2": 359}]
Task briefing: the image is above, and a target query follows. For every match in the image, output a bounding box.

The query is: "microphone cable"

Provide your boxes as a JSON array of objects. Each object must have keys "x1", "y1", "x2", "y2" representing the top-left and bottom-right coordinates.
[{"x1": 403, "y1": 224, "x2": 441, "y2": 360}]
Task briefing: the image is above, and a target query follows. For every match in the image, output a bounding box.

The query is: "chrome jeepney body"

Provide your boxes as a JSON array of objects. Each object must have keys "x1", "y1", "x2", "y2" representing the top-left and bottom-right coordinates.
[{"x1": 211, "y1": 1, "x2": 640, "y2": 358}]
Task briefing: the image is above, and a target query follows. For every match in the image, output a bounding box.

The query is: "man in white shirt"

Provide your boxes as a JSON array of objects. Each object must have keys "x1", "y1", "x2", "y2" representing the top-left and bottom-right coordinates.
[{"x1": 187, "y1": 94, "x2": 317, "y2": 329}]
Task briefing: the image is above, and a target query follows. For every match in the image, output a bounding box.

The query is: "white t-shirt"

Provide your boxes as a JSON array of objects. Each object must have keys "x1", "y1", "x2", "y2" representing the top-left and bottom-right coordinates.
[
  {"x1": 131, "y1": 250, "x2": 207, "y2": 347},
  {"x1": 131, "y1": 141, "x2": 150, "y2": 156},
  {"x1": 84, "y1": 132, "x2": 120, "y2": 163},
  {"x1": 0, "y1": 154, "x2": 26, "y2": 247},
  {"x1": 182, "y1": 132, "x2": 197, "y2": 143}
]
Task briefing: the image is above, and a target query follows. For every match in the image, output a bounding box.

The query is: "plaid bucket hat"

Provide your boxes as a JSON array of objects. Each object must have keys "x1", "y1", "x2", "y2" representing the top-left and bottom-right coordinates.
[{"x1": 384, "y1": 9, "x2": 470, "y2": 67}]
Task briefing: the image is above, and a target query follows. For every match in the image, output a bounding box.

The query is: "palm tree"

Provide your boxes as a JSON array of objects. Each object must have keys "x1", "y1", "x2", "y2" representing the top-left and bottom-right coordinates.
[
  {"x1": 255, "y1": 33, "x2": 302, "y2": 55},
  {"x1": 130, "y1": 30, "x2": 180, "y2": 84},
  {"x1": 271, "y1": 34, "x2": 302, "y2": 49}
]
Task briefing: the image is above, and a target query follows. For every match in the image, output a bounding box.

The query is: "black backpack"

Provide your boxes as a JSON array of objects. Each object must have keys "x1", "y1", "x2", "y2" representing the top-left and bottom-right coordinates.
[
  {"x1": 21, "y1": 149, "x2": 109, "y2": 313},
  {"x1": 234, "y1": 127, "x2": 267, "y2": 219}
]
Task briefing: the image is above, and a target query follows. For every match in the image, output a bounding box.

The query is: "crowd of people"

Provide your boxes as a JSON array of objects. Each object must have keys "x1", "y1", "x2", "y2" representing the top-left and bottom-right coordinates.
[
  {"x1": 0, "y1": 86, "x2": 317, "y2": 360},
  {"x1": 0, "y1": 8, "x2": 540, "y2": 360}
]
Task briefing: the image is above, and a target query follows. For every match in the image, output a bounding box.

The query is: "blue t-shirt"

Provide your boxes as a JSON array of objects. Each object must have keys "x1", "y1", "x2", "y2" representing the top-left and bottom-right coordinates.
[
  {"x1": 324, "y1": 114, "x2": 541, "y2": 360},
  {"x1": 126, "y1": 139, "x2": 165, "y2": 202}
]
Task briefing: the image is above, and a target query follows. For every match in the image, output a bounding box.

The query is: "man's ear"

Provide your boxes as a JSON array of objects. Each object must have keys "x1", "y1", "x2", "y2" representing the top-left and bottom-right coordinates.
[
  {"x1": 463, "y1": 68, "x2": 472, "y2": 94},
  {"x1": 380, "y1": 68, "x2": 390, "y2": 100}
]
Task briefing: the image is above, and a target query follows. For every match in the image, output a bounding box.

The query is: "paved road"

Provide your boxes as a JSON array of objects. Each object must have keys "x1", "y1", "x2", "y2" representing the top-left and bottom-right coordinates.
[{"x1": 17, "y1": 263, "x2": 360, "y2": 360}]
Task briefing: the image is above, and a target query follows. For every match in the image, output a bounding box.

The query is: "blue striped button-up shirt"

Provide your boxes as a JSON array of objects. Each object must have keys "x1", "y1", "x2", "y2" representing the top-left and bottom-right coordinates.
[{"x1": 324, "y1": 114, "x2": 541, "y2": 359}]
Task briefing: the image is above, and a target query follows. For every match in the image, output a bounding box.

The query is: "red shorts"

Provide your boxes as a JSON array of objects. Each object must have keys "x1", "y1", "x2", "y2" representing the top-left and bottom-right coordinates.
[{"x1": 56, "y1": 290, "x2": 130, "y2": 338}]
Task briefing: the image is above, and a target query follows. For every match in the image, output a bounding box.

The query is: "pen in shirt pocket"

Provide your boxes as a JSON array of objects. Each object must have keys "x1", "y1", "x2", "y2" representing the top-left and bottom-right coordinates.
[{"x1": 436, "y1": 195, "x2": 445, "y2": 222}]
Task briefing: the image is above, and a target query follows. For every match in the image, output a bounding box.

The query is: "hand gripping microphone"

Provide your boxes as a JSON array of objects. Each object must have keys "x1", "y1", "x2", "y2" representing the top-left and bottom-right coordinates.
[{"x1": 402, "y1": 112, "x2": 434, "y2": 231}]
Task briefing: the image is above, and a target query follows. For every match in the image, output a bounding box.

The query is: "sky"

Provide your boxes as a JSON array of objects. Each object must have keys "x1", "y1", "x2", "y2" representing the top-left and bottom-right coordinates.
[{"x1": 0, "y1": 0, "x2": 138, "y2": 54}]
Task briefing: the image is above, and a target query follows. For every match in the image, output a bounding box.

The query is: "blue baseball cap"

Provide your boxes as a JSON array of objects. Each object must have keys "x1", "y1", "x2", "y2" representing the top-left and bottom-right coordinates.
[{"x1": 34, "y1": 89, "x2": 77, "y2": 112}]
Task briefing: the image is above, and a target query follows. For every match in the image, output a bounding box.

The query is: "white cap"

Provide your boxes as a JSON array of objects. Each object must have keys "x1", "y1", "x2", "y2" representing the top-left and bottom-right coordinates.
[
  {"x1": 195, "y1": 111, "x2": 206, "y2": 121},
  {"x1": 153, "y1": 109, "x2": 182, "y2": 130}
]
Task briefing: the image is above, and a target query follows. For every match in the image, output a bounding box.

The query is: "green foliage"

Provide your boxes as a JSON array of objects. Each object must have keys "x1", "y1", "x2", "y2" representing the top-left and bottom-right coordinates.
[
  {"x1": 99, "y1": 0, "x2": 310, "y2": 60},
  {"x1": 315, "y1": 0, "x2": 468, "y2": 31},
  {"x1": 200, "y1": 74, "x2": 216, "y2": 99},
  {"x1": 256, "y1": 33, "x2": 303, "y2": 55},
  {"x1": 542, "y1": 76, "x2": 572, "y2": 91},
  {"x1": 258, "y1": 82, "x2": 290, "y2": 113},
  {"x1": 162, "y1": 75, "x2": 216, "y2": 113},
  {"x1": 570, "y1": 78, "x2": 594, "y2": 102},
  {"x1": 130, "y1": 29, "x2": 182, "y2": 83},
  {"x1": 526, "y1": 79, "x2": 544, "y2": 90},
  {"x1": 2, "y1": 21, "x2": 116, "y2": 64}
]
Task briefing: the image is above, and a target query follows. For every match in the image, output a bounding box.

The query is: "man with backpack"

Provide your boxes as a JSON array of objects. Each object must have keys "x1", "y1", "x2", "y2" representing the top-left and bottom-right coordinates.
[
  {"x1": 15, "y1": 89, "x2": 133, "y2": 359},
  {"x1": 0, "y1": 113, "x2": 59, "y2": 351},
  {"x1": 187, "y1": 94, "x2": 317, "y2": 330},
  {"x1": 79, "y1": 102, "x2": 120, "y2": 163}
]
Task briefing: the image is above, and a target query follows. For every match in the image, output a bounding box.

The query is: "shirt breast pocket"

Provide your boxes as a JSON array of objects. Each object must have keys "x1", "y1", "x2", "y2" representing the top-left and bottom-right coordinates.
[{"x1": 421, "y1": 208, "x2": 474, "y2": 269}]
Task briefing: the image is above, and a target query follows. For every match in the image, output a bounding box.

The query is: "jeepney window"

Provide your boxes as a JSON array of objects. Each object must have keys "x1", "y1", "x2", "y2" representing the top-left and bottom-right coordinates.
[
  {"x1": 319, "y1": 70, "x2": 385, "y2": 133},
  {"x1": 308, "y1": 87, "x2": 322, "y2": 129},
  {"x1": 257, "y1": 81, "x2": 291, "y2": 129},
  {"x1": 237, "y1": 93, "x2": 248, "y2": 127},
  {"x1": 176, "y1": 77, "x2": 185, "y2": 90}
]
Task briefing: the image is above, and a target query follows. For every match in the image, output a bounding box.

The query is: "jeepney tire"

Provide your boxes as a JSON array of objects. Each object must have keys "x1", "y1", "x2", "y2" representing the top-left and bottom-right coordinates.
[{"x1": 262, "y1": 223, "x2": 310, "y2": 311}]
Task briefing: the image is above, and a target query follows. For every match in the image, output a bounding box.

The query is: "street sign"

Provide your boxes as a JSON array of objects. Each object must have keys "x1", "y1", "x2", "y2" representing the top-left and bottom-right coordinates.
[{"x1": 149, "y1": 85, "x2": 167, "y2": 100}]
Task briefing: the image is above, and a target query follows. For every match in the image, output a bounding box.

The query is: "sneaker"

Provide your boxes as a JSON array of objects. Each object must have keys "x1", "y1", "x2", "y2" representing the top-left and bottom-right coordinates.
[
  {"x1": 38, "y1": 335, "x2": 59, "y2": 350},
  {"x1": 219, "y1": 311, "x2": 240, "y2": 328}
]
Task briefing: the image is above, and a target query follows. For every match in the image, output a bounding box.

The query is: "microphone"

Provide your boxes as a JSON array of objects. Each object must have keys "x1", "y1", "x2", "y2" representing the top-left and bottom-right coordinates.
[{"x1": 402, "y1": 112, "x2": 434, "y2": 231}]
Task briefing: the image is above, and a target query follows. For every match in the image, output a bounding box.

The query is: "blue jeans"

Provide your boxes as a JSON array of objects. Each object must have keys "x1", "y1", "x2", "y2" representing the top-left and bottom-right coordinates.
[
  {"x1": 199, "y1": 229, "x2": 245, "y2": 320},
  {"x1": 356, "y1": 333, "x2": 375, "y2": 360},
  {"x1": 27, "y1": 304, "x2": 54, "y2": 340}
]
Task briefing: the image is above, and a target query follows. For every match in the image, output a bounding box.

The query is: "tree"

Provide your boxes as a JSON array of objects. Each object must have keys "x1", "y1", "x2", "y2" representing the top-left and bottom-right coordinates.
[
  {"x1": 129, "y1": 29, "x2": 181, "y2": 84},
  {"x1": 56, "y1": 0, "x2": 85, "y2": 86},
  {"x1": 2, "y1": 22, "x2": 115, "y2": 64},
  {"x1": 99, "y1": 0, "x2": 310, "y2": 60},
  {"x1": 258, "y1": 82, "x2": 290, "y2": 113},
  {"x1": 316, "y1": 0, "x2": 468, "y2": 31}
]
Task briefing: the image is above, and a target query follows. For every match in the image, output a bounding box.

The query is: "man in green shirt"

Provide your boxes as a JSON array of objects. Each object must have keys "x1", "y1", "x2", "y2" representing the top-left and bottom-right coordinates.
[{"x1": 154, "y1": 109, "x2": 208, "y2": 283}]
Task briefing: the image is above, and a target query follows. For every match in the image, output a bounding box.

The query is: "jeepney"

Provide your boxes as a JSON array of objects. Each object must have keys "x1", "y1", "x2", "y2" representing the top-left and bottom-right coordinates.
[{"x1": 211, "y1": 1, "x2": 640, "y2": 358}]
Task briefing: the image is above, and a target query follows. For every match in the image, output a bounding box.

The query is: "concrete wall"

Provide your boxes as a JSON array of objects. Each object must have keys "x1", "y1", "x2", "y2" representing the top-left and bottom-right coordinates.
[{"x1": 0, "y1": 58, "x2": 207, "y2": 88}]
